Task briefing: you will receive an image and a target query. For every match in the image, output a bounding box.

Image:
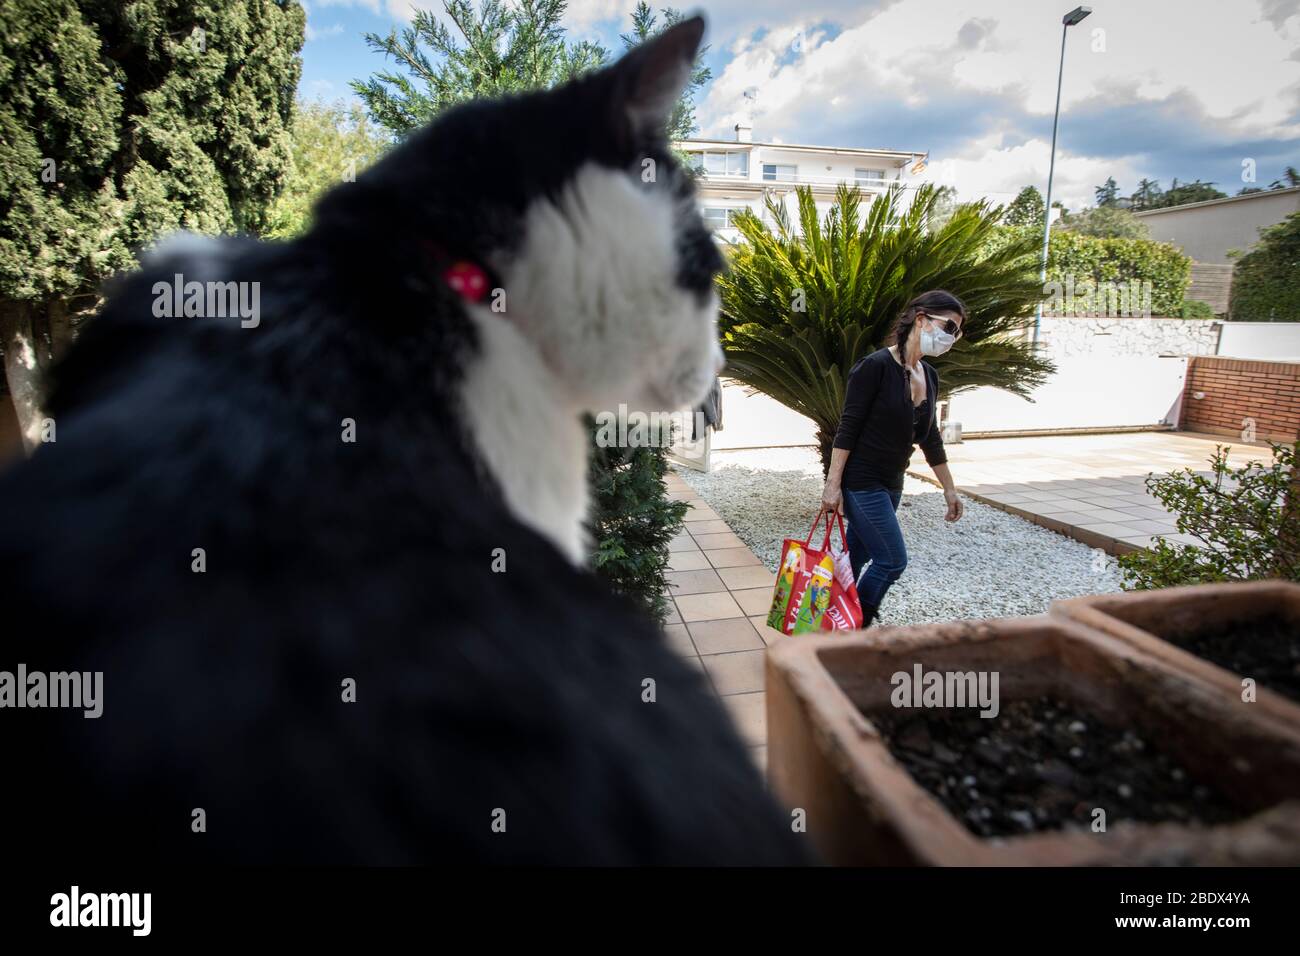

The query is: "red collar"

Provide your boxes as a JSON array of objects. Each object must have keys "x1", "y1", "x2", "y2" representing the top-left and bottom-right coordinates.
[
  {"x1": 442, "y1": 260, "x2": 491, "y2": 304},
  {"x1": 421, "y1": 240, "x2": 491, "y2": 304}
]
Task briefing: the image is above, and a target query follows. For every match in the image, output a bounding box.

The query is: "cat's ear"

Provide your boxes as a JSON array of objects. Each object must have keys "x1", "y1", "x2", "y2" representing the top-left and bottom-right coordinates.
[{"x1": 608, "y1": 15, "x2": 705, "y2": 143}]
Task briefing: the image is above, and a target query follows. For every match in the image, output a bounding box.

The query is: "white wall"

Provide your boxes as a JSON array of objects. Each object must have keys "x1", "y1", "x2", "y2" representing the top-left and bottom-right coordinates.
[
  {"x1": 749, "y1": 147, "x2": 898, "y2": 188},
  {"x1": 712, "y1": 380, "x2": 817, "y2": 450},
  {"x1": 711, "y1": 318, "x2": 1227, "y2": 449},
  {"x1": 935, "y1": 317, "x2": 1214, "y2": 433},
  {"x1": 948, "y1": 357, "x2": 1190, "y2": 433},
  {"x1": 1217, "y1": 322, "x2": 1300, "y2": 361},
  {"x1": 712, "y1": 357, "x2": 1192, "y2": 447}
]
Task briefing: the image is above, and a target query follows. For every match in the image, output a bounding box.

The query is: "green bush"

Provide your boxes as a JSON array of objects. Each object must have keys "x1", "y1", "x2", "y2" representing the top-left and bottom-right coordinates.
[
  {"x1": 587, "y1": 420, "x2": 689, "y2": 623},
  {"x1": 1180, "y1": 298, "x2": 1215, "y2": 320},
  {"x1": 1056, "y1": 205, "x2": 1150, "y2": 239},
  {"x1": 1118, "y1": 442, "x2": 1300, "y2": 590},
  {"x1": 1047, "y1": 230, "x2": 1191, "y2": 316},
  {"x1": 1229, "y1": 211, "x2": 1300, "y2": 322},
  {"x1": 265, "y1": 101, "x2": 392, "y2": 240},
  {"x1": 987, "y1": 226, "x2": 1191, "y2": 316}
]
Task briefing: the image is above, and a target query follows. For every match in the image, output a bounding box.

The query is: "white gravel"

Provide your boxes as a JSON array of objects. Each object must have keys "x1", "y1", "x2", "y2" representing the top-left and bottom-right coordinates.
[{"x1": 676, "y1": 446, "x2": 1123, "y2": 627}]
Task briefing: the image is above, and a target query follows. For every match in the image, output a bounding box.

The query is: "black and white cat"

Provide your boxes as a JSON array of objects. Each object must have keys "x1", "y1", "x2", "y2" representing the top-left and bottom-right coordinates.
[{"x1": 0, "y1": 17, "x2": 808, "y2": 864}]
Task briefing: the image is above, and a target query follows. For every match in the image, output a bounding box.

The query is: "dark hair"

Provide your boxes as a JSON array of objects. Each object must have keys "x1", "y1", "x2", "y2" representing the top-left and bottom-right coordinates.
[{"x1": 894, "y1": 289, "x2": 967, "y2": 349}]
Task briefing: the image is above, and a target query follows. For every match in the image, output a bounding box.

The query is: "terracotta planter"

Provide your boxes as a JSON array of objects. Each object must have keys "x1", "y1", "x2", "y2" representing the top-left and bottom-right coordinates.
[
  {"x1": 1052, "y1": 581, "x2": 1300, "y2": 731},
  {"x1": 766, "y1": 615, "x2": 1300, "y2": 865}
]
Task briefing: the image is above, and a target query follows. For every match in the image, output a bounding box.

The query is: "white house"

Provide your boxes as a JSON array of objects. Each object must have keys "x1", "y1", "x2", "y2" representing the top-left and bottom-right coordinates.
[{"x1": 674, "y1": 123, "x2": 925, "y2": 243}]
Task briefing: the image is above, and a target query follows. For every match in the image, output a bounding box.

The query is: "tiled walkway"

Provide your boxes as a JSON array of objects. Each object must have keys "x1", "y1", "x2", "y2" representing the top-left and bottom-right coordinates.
[
  {"x1": 907, "y1": 430, "x2": 1272, "y2": 555},
  {"x1": 662, "y1": 470, "x2": 780, "y2": 772}
]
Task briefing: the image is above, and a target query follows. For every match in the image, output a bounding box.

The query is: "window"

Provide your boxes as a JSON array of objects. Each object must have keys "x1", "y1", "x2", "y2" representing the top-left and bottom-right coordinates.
[
  {"x1": 855, "y1": 168, "x2": 887, "y2": 184},
  {"x1": 701, "y1": 206, "x2": 746, "y2": 231},
  {"x1": 763, "y1": 163, "x2": 797, "y2": 182},
  {"x1": 701, "y1": 207, "x2": 727, "y2": 230},
  {"x1": 689, "y1": 150, "x2": 749, "y2": 177}
]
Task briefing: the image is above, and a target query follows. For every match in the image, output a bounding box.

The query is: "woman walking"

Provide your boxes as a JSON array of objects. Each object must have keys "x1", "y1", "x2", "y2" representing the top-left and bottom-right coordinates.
[{"x1": 819, "y1": 290, "x2": 966, "y2": 625}]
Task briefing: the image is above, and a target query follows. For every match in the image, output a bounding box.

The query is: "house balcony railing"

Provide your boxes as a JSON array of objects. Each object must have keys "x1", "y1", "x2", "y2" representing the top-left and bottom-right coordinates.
[{"x1": 692, "y1": 170, "x2": 896, "y2": 191}]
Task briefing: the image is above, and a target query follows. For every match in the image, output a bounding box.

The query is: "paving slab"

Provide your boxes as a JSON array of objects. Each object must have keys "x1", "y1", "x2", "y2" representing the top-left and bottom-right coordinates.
[{"x1": 908, "y1": 430, "x2": 1269, "y2": 556}]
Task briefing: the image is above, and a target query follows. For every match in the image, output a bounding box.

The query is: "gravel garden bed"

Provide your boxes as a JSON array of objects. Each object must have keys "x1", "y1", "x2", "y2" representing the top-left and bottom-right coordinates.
[{"x1": 676, "y1": 446, "x2": 1123, "y2": 626}]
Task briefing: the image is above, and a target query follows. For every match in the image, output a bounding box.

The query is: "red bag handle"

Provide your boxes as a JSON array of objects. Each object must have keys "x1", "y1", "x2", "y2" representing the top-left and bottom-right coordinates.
[
  {"x1": 804, "y1": 512, "x2": 848, "y2": 551},
  {"x1": 803, "y1": 513, "x2": 827, "y2": 547}
]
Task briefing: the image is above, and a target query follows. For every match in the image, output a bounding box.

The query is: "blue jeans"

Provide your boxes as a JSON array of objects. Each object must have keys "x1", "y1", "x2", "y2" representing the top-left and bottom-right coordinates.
[{"x1": 842, "y1": 486, "x2": 906, "y2": 609}]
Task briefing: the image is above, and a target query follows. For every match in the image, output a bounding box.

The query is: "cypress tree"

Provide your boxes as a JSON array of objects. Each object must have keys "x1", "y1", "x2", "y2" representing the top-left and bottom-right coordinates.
[{"x1": 0, "y1": 0, "x2": 305, "y2": 450}]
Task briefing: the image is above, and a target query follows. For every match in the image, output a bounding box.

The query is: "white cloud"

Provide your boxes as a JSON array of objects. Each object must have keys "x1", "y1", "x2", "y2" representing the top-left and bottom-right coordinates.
[
  {"x1": 693, "y1": 0, "x2": 1300, "y2": 205},
  {"x1": 304, "y1": 78, "x2": 341, "y2": 99},
  {"x1": 308, "y1": 0, "x2": 383, "y2": 12},
  {"x1": 918, "y1": 136, "x2": 1143, "y2": 212},
  {"x1": 306, "y1": 22, "x2": 347, "y2": 42},
  {"x1": 564, "y1": 0, "x2": 629, "y2": 30}
]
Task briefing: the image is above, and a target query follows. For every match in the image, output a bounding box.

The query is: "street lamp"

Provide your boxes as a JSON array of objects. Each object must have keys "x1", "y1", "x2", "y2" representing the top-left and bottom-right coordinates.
[{"x1": 1035, "y1": 5, "x2": 1091, "y2": 345}]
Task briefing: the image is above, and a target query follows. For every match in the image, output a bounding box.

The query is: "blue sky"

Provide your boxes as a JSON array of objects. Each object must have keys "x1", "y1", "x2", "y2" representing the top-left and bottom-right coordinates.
[{"x1": 300, "y1": 0, "x2": 1300, "y2": 211}]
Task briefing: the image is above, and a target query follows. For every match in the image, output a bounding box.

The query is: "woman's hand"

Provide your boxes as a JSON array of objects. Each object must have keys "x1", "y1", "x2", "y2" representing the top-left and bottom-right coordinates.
[
  {"x1": 944, "y1": 489, "x2": 963, "y2": 522},
  {"x1": 820, "y1": 481, "x2": 843, "y2": 516}
]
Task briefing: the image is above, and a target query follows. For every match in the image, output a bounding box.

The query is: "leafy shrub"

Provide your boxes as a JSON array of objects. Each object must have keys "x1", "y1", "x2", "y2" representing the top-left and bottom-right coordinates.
[
  {"x1": 587, "y1": 420, "x2": 689, "y2": 623},
  {"x1": 1229, "y1": 211, "x2": 1300, "y2": 322},
  {"x1": 1047, "y1": 230, "x2": 1191, "y2": 316},
  {"x1": 986, "y1": 226, "x2": 1191, "y2": 316},
  {"x1": 1003, "y1": 186, "x2": 1044, "y2": 227},
  {"x1": 265, "y1": 101, "x2": 392, "y2": 240},
  {"x1": 1180, "y1": 299, "x2": 1215, "y2": 320},
  {"x1": 1119, "y1": 442, "x2": 1300, "y2": 590},
  {"x1": 1056, "y1": 205, "x2": 1150, "y2": 239}
]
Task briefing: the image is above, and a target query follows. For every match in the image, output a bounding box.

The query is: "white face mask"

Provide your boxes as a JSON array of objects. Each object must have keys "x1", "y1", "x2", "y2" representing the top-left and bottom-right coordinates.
[{"x1": 919, "y1": 325, "x2": 956, "y2": 357}]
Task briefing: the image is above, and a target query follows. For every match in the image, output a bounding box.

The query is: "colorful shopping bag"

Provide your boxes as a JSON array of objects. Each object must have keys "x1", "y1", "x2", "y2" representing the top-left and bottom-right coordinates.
[
  {"x1": 768, "y1": 514, "x2": 864, "y2": 635},
  {"x1": 765, "y1": 538, "x2": 805, "y2": 630}
]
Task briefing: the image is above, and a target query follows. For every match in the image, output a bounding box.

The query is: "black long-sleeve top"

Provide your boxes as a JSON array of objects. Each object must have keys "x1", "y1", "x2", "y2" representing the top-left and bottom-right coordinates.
[{"x1": 832, "y1": 347, "x2": 947, "y2": 492}]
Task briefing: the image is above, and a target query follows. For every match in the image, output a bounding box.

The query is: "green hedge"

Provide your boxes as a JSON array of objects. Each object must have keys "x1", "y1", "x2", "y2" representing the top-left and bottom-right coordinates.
[
  {"x1": 986, "y1": 226, "x2": 1191, "y2": 317},
  {"x1": 1229, "y1": 211, "x2": 1300, "y2": 322},
  {"x1": 586, "y1": 420, "x2": 688, "y2": 624},
  {"x1": 1046, "y1": 230, "x2": 1191, "y2": 317}
]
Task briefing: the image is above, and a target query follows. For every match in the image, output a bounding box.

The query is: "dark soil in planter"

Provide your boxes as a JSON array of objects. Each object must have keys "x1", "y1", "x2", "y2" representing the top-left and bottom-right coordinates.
[
  {"x1": 1163, "y1": 615, "x2": 1300, "y2": 703},
  {"x1": 872, "y1": 696, "x2": 1241, "y2": 838}
]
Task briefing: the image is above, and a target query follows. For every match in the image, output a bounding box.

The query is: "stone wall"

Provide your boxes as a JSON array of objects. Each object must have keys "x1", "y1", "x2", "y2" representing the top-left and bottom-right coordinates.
[{"x1": 1039, "y1": 316, "x2": 1221, "y2": 359}]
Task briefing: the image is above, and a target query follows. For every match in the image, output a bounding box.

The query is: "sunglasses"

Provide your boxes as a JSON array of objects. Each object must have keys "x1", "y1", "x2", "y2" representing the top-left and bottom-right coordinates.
[{"x1": 920, "y1": 312, "x2": 963, "y2": 339}]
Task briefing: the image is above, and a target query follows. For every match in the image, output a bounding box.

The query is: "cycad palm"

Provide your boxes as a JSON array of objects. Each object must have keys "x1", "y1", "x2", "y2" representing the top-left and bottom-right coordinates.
[{"x1": 717, "y1": 183, "x2": 1053, "y2": 471}]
